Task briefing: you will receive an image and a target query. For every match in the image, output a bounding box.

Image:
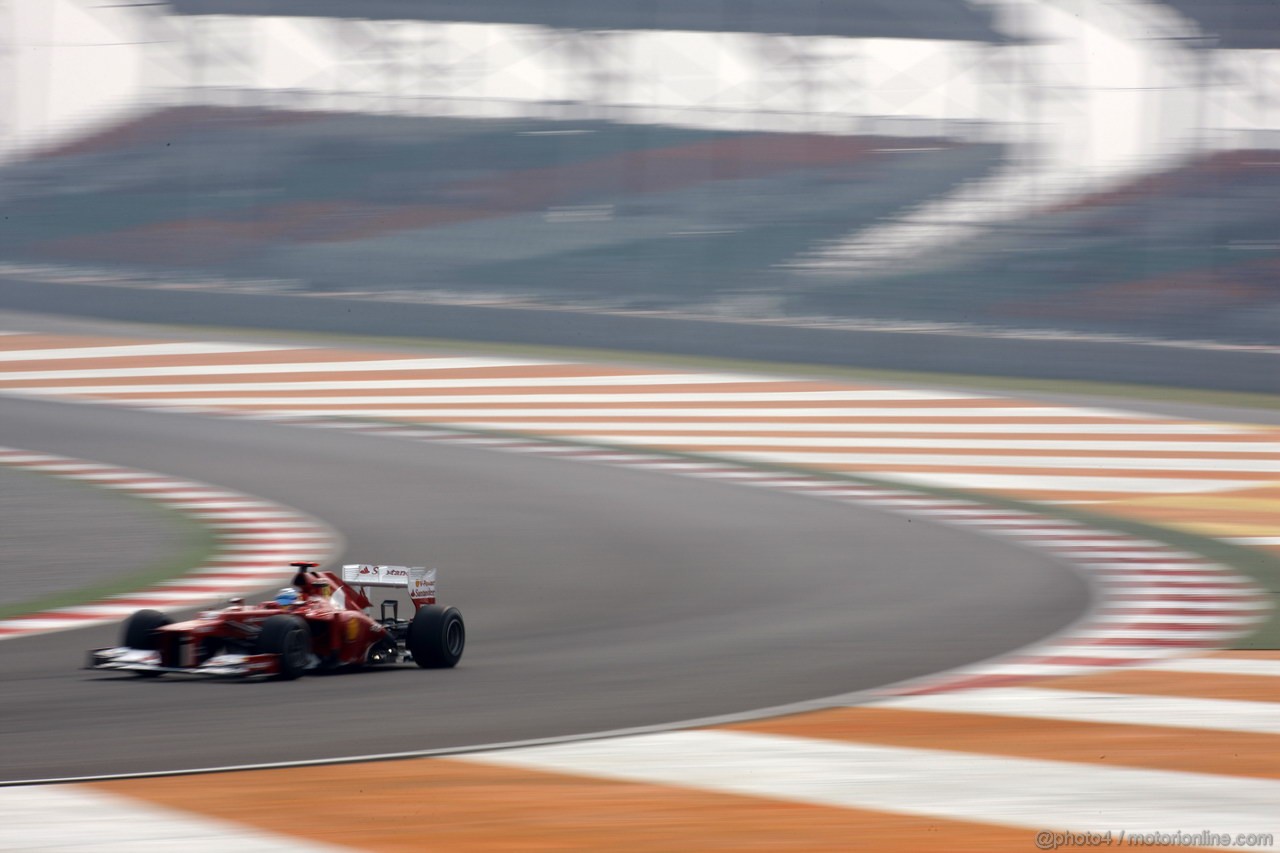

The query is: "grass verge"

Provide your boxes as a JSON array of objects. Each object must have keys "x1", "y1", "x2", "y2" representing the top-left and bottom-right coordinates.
[{"x1": 0, "y1": 470, "x2": 218, "y2": 622}]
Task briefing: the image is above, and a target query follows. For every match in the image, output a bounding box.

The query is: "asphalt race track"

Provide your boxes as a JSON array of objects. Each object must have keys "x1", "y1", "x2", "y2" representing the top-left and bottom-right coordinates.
[{"x1": 0, "y1": 395, "x2": 1088, "y2": 782}]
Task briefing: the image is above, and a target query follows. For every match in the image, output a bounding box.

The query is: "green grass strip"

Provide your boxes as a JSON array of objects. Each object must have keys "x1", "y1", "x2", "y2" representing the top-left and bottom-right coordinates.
[{"x1": 0, "y1": 471, "x2": 218, "y2": 622}]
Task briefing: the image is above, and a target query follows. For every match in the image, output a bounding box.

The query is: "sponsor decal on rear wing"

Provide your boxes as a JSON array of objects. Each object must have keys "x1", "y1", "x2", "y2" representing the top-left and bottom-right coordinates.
[{"x1": 342, "y1": 564, "x2": 436, "y2": 604}]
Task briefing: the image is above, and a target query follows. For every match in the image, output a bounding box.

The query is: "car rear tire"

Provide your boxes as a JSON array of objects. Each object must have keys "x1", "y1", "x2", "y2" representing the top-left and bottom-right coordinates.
[
  {"x1": 122, "y1": 609, "x2": 171, "y2": 650},
  {"x1": 256, "y1": 615, "x2": 310, "y2": 680},
  {"x1": 407, "y1": 605, "x2": 465, "y2": 669}
]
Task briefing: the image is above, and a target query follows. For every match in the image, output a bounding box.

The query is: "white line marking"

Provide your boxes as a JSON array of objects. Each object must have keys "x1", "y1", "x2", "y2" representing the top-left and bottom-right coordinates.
[
  {"x1": 0, "y1": 342, "x2": 300, "y2": 362},
  {"x1": 878, "y1": 687, "x2": 1280, "y2": 734},
  {"x1": 0, "y1": 617, "x2": 103, "y2": 630},
  {"x1": 219, "y1": 532, "x2": 334, "y2": 540},
  {"x1": 1095, "y1": 574, "x2": 1246, "y2": 585},
  {"x1": 1230, "y1": 537, "x2": 1280, "y2": 546},
  {"x1": 956, "y1": 663, "x2": 1126, "y2": 677},
  {"x1": 12, "y1": 404, "x2": 1139, "y2": 419},
  {"x1": 711, "y1": 450, "x2": 1280, "y2": 473},
  {"x1": 106, "y1": 591, "x2": 242, "y2": 603},
  {"x1": 549, "y1": 434, "x2": 1280, "y2": 453},
  {"x1": 951, "y1": 517, "x2": 1076, "y2": 526},
  {"x1": 1107, "y1": 587, "x2": 1269, "y2": 599},
  {"x1": 8, "y1": 393, "x2": 1044, "y2": 405},
  {"x1": 458, "y1": 729, "x2": 1280, "y2": 838},
  {"x1": 1102, "y1": 600, "x2": 1272, "y2": 611},
  {"x1": 440, "y1": 420, "x2": 1260, "y2": 435},
  {"x1": 0, "y1": 356, "x2": 552, "y2": 380},
  {"x1": 154, "y1": 578, "x2": 275, "y2": 589},
  {"x1": 1015, "y1": 537, "x2": 1161, "y2": 547},
  {"x1": 202, "y1": 515, "x2": 334, "y2": 528},
  {"x1": 1089, "y1": 614, "x2": 1265, "y2": 625},
  {"x1": 189, "y1": 566, "x2": 302, "y2": 576},
  {"x1": 48, "y1": 604, "x2": 155, "y2": 617},
  {"x1": 8, "y1": 378, "x2": 976, "y2": 395},
  {"x1": 875, "y1": 472, "x2": 1257, "y2": 494},
  {"x1": 1146, "y1": 657, "x2": 1280, "y2": 677},
  {"x1": 217, "y1": 543, "x2": 329, "y2": 552},
  {"x1": 1069, "y1": 628, "x2": 1241, "y2": 640},
  {"x1": 1017, "y1": 646, "x2": 1195, "y2": 660}
]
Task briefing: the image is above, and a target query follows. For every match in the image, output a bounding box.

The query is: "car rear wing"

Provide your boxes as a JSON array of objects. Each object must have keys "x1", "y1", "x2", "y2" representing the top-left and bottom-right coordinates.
[{"x1": 342, "y1": 564, "x2": 436, "y2": 605}]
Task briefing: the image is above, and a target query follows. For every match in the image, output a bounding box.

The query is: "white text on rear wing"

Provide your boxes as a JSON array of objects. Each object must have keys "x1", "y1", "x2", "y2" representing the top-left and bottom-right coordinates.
[{"x1": 342, "y1": 564, "x2": 436, "y2": 604}]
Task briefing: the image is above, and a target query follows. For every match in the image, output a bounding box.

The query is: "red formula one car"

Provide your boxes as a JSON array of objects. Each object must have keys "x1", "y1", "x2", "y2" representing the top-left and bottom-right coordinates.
[{"x1": 87, "y1": 562, "x2": 465, "y2": 680}]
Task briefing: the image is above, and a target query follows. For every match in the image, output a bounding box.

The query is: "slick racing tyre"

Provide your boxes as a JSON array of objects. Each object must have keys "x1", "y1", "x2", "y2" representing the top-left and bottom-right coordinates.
[
  {"x1": 256, "y1": 614, "x2": 310, "y2": 680},
  {"x1": 407, "y1": 605, "x2": 465, "y2": 669},
  {"x1": 122, "y1": 609, "x2": 171, "y2": 650}
]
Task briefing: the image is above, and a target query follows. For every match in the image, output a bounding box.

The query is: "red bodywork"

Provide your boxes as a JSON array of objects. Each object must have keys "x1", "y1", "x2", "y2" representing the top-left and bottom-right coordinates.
[
  {"x1": 160, "y1": 572, "x2": 382, "y2": 674},
  {"x1": 90, "y1": 562, "x2": 421, "y2": 679}
]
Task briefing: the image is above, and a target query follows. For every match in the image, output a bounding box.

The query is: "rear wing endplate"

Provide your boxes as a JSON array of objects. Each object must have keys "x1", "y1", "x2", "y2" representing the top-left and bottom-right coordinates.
[{"x1": 342, "y1": 564, "x2": 436, "y2": 604}]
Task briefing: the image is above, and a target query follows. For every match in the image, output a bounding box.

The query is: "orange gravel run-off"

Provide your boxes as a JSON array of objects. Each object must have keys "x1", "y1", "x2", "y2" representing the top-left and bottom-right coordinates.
[
  {"x1": 729, "y1": 707, "x2": 1280, "y2": 780},
  {"x1": 1036, "y1": 670, "x2": 1280, "y2": 704},
  {"x1": 94, "y1": 761, "x2": 1213, "y2": 853},
  {"x1": 1068, "y1": 488, "x2": 1280, "y2": 560},
  {"x1": 1096, "y1": 488, "x2": 1280, "y2": 523}
]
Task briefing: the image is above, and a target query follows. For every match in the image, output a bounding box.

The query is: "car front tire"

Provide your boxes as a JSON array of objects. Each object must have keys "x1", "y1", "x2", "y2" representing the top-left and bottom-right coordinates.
[
  {"x1": 122, "y1": 609, "x2": 171, "y2": 650},
  {"x1": 256, "y1": 614, "x2": 310, "y2": 680}
]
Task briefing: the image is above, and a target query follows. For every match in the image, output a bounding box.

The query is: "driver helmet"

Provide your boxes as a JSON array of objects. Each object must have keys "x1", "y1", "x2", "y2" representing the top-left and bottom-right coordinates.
[{"x1": 274, "y1": 587, "x2": 300, "y2": 607}]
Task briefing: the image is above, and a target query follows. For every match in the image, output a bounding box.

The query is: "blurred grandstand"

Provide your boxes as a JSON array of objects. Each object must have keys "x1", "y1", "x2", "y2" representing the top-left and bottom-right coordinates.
[
  {"x1": 1156, "y1": 0, "x2": 1280, "y2": 50},
  {"x1": 797, "y1": 148, "x2": 1280, "y2": 342},
  {"x1": 0, "y1": 106, "x2": 1003, "y2": 312},
  {"x1": 1, "y1": 0, "x2": 1279, "y2": 344},
  {"x1": 164, "y1": 0, "x2": 1010, "y2": 42}
]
